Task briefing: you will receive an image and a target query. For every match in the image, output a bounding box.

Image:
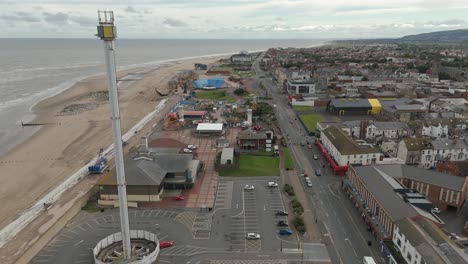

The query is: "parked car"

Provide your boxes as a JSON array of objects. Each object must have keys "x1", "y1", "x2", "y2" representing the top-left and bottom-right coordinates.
[
  {"x1": 183, "y1": 148, "x2": 192, "y2": 153},
  {"x1": 246, "y1": 233, "x2": 261, "y2": 240},
  {"x1": 304, "y1": 176, "x2": 310, "y2": 182},
  {"x1": 174, "y1": 195, "x2": 185, "y2": 201},
  {"x1": 187, "y1": 144, "x2": 197, "y2": 150},
  {"x1": 279, "y1": 229, "x2": 293, "y2": 236},
  {"x1": 159, "y1": 241, "x2": 174, "y2": 249},
  {"x1": 315, "y1": 169, "x2": 321, "y2": 176},
  {"x1": 268, "y1": 182, "x2": 279, "y2": 187},
  {"x1": 276, "y1": 210, "x2": 289, "y2": 216},
  {"x1": 301, "y1": 171, "x2": 308, "y2": 177},
  {"x1": 244, "y1": 185, "x2": 255, "y2": 190},
  {"x1": 277, "y1": 220, "x2": 288, "y2": 227},
  {"x1": 300, "y1": 141, "x2": 306, "y2": 146},
  {"x1": 307, "y1": 144, "x2": 312, "y2": 149},
  {"x1": 431, "y1": 207, "x2": 441, "y2": 214},
  {"x1": 313, "y1": 155, "x2": 318, "y2": 160},
  {"x1": 306, "y1": 180, "x2": 313, "y2": 187}
]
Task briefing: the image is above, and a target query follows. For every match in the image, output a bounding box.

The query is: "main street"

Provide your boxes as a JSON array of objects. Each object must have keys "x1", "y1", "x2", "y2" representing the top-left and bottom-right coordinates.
[{"x1": 253, "y1": 52, "x2": 384, "y2": 264}]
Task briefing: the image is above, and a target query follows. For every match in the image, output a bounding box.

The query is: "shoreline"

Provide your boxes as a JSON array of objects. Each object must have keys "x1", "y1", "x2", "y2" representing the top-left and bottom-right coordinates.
[{"x1": 0, "y1": 55, "x2": 223, "y2": 232}]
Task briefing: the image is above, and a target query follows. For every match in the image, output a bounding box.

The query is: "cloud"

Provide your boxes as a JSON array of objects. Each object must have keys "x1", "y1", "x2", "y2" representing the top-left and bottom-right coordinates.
[
  {"x1": 69, "y1": 15, "x2": 95, "y2": 27},
  {"x1": 0, "y1": 11, "x2": 40, "y2": 22},
  {"x1": 162, "y1": 17, "x2": 187, "y2": 27},
  {"x1": 43, "y1": 12, "x2": 69, "y2": 26},
  {"x1": 125, "y1": 6, "x2": 137, "y2": 13}
]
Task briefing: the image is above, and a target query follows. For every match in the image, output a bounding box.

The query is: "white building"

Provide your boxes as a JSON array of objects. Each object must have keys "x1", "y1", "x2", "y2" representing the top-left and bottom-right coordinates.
[
  {"x1": 365, "y1": 121, "x2": 408, "y2": 139},
  {"x1": 220, "y1": 148, "x2": 234, "y2": 165},
  {"x1": 428, "y1": 138, "x2": 468, "y2": 168},
  {"x1": 393, "y1": 217, "x2": 458, "y2": 264},
  {"x1": 422, "y1": 122, "x2": 449, "y2": 139},
  {"x1": 287, "y1": 79, "x2": 316, "y2": 94},
  {"x1": 321, "y1": 126, "x2": 382, "y2": 166}
]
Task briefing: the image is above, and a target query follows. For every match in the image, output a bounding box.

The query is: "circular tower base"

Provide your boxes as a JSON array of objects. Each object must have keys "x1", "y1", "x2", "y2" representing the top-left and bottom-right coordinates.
[{"x1": 93, "y1": 230, "x2": 159, "y2": 264}]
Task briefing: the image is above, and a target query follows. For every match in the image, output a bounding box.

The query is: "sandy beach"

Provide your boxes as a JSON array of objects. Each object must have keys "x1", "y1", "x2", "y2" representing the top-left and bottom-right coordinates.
[{"x1": 0, "y1": 56, "x2": 220, "y2": 230}]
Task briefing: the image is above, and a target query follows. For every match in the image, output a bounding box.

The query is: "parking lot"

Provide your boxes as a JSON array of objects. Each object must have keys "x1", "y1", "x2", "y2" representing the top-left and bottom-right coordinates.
[{"x1": 212, "y1": 178, "x2": 299, "y2": 253}]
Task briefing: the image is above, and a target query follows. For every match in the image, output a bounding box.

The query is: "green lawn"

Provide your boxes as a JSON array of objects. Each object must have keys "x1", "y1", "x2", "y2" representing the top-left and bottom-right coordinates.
[
  {"x1": 283, "y1": 148, "x2": 295, "y2": 169},
  {"x1": 195, "y1": 90, "x2": 236, "y2": 102},
  {"x1": 220, "y1": 155, "x2": 280, "y2": 176},
  {"x1": 293, "y1": 105, "x2": 314, "y2": 111},
  {"x1": 235, "y1": 70, "x2": 256, "y2": 78},
  {"x1": 300, "y1": 114, "x2": 322, "y2": 131}
]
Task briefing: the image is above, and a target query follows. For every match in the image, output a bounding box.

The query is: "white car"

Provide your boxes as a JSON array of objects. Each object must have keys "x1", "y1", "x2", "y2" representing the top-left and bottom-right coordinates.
[
  {"x1": 244, "y1": 185, "x2": 255, "y2": 190},
  {"x1": 246, "y1": 233, "x2": 261, "y2": 240},
  {"x1": 306, "y1": 180, "x2": 313, "y2": 187},
  {"x1": 304, "y1": 177, "x2": 310, "y2": 182},
  {"x1": 268, "y1": 182, "x2": 278, "y2": 187},
  {"x1": 183, "y1": 148, "x2": 192, "y2": 153},
  {"x1": 431, "y1": 207, "x2": 441, "y2": 214},
  {"x1": 187, "y1": 144, "x2": 197, "y2": 150}
]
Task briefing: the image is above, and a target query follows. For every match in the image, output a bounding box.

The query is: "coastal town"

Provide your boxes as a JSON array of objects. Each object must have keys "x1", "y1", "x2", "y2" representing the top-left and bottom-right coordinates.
[{"x1": 2, "y1": 31, "x2": 468, "y2": 264}]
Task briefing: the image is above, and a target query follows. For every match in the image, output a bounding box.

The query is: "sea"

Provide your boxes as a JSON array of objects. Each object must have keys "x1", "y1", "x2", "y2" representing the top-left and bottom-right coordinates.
[{"x1": 0, "y1": 38, "x2": 324, "y2": 155}]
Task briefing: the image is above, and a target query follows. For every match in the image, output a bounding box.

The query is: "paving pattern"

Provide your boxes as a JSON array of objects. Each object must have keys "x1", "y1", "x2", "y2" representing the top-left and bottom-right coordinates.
[
  {"x1": 211, "y1": 260, "x2": 288, "y2": 264},
  {"x1": 214, "y1": 181, "x2": 234, "y2": 209},
  {"x1": 192, "y1": 212, "x2": 212, "y2": 239},
  {"x1": 30, "y1": 209, "x2": 179, "y2": 264}
]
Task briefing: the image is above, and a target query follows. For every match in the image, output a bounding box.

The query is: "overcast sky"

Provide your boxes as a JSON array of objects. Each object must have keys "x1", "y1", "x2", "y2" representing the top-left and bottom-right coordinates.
[{"x1": 1, "y1": 0, "x2": 467, "y2": 39}]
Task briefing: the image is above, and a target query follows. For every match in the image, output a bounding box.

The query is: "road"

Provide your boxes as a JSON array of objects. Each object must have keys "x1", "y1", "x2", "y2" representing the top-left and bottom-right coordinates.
[{"x1": 252, "y1": 53, "x2": 385, "y2": 264}]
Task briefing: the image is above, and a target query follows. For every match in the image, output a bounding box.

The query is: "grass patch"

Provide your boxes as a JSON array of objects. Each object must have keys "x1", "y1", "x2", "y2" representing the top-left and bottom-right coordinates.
[
  {"x1": 220, "y1": 155, "x2": 280, "y2": 176},
  {"x1": 196, "y1": 90, "x2": 235, "y2": 102},
  {"x1": 293, "y1": 105, "x2": 314, "y2": 111},
  {"x1": 299, "y1": 114, "x2": 322, "y2": 131},
  {"x1": 82, "y1": 200, "x2": 100, "y2": 213},
  {"x1": 284, "y1": 148, "x2": 294, "y2": 169},
  {"x1": 235, "y1": 70, "x2": 256, "y2": 78}
]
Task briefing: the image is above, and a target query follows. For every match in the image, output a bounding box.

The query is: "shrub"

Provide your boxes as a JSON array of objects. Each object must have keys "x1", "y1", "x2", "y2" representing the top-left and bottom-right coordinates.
[
  {"x1": 293, "y1": 216, "x2": 306, "y2": 234},
  {"x1": 234, "y1": 88, "x2": 247, "y2": 96},
  {"x1": 283, "y1": 184, "x2": 295, "y2": 196},
  {"x1": 291, "y1": 198, "x2": 304, "y2": 216}
]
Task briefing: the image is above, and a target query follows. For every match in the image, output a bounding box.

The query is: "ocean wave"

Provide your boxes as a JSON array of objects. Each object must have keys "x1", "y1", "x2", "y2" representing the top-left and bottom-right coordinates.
[{"x1": 0, "y1": 63, "x2": 102, "y2": 75}]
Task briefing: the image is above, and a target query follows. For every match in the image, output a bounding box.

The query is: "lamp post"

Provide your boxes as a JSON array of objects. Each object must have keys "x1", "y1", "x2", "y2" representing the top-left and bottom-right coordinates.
[{"x1": 96, "y1": 11, "x2": 132, "y2": 260}]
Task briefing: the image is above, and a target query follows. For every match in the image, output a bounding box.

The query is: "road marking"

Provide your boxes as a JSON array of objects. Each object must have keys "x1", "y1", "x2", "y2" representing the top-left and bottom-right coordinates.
[
  {"x1": 73, "y1": 240, "x2": 84, "y2": 247},
  {"x1": 328, "y1": 183, "x2": 340, "y2": 198},
  {"x1": 345, "y1": 238, "x2": 358, "y2": 257}
]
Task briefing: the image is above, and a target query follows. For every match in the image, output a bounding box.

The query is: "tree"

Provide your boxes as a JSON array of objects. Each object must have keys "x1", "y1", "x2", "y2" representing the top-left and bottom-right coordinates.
[
  {"x1": 372, "y1": 63, "x2": 379, "y2": 69},
  {"x1": 362, "y1": 76, "x2": 369, "y2": 81},
  {"x1": 234, "y1": 88, "x2": 246, "y2": 96},
  {"x1": 438, "y1": 72, "x2": 453, "y2": 81}
]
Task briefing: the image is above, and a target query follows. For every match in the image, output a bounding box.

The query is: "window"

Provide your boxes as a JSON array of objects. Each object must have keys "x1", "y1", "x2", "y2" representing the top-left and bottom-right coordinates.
[
  {"x1": 422, "y1": 150, "x2": 425, "y2": 154},
  {"x1": 397, "y1": 238, "x2": 401, "y2": 247},
  {"x1": 407, "y1": 252, "x2": 412, "y2": 262}
]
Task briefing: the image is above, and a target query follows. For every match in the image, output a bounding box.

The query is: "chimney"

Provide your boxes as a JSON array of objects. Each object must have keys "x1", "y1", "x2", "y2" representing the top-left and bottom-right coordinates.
[
  {"x1": 247, "y1": 109, "x2": 252, "y2": 125},
  {"x1": 178, "y1": 105, "x2": 184, "y2": 122}
]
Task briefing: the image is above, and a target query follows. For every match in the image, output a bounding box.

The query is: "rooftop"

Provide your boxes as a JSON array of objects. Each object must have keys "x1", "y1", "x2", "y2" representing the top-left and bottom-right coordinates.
[
  {"x1": 196, "y1": 123, "x2": 224, "y2": 131},
  {"x1": 323, "y1": 126, "x2": 381, "y2": 155},
  {"x1": 353, "y1": 166, "x2": 419, "y2": 221},
  {"x1": 370, "y1": 164, "x2": 466, "y2": 191},
  {"x1": 402, "y1": 138, "x2": 433, "y2": 151},
  {"x1": 431, "y1": 138, "x2": 468, "y2": 150},
  {"x1": 237, "y1": 130, "x2": 268, "y2": 140},
  {"x1": 371, "y1": 121, "x2": 408, "y2": 130}
]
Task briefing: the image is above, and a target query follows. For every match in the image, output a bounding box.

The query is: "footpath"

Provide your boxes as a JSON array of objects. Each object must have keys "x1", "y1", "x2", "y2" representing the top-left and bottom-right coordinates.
[{"x1": 278, "y1": 143, "x2": 322, "y2": 242}]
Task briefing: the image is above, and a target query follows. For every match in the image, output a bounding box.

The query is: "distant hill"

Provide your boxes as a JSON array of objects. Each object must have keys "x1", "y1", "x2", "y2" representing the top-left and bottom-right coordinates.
[
  {"x1": 398, "y1": 29, "x2": 468, "y2": 43},
  {"x1": 335, "y1": 29, "x2": 468, "y2": 44}
]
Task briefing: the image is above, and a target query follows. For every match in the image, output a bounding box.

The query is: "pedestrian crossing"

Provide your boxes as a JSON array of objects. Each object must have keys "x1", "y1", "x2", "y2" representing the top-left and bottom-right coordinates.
[{"x1": 192, "y1": 212, "x2": 212, "y2": 239}]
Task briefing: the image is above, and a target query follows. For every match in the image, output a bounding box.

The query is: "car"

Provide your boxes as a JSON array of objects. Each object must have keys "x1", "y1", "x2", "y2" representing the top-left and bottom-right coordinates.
[
  {"x1": 246, "y1": 233, "x2": 261, "y2": 240},
  {"x1": 279, "y1": 229, "x2": 293, "y2": 236},
  {"x1": 313, "y1": 155, "x2": 318, "y2": 160},
  {"x1": 277, "y1": 220, "x2": 288, "y2": 227},
  {"x1": 183, "y1": 148, "x2": 192, "y2": 153},
  {"x1": 304, "y1": 176, "x2": 310, "y2": 181},
  {"x1": 300, "y1": 141, "x2": 306, "y2": 146},
  {"x1": 159, "y1": 241, "x2": 174, "y2": 249},
  {"x1": 307, "y1": 144, "x2": 312, "y2": 149},
  {"x1": 268, "y1": 182, "x2": 279, "y2": 187},
  {"x1": 187, "y1": 144, "x2": 197, "y2": 150},
  {"x1": 315, "y1": 169, "x2": 321, "y2": 176},
  {"x1": 174, "y1": 195, "x2": 185, "y2": 201},
  {"x1": 276, "y1": 210, "x2": 289, "y2": 216},
  {"x1": 244, "y1": 185, "x2": 255, "y2": 190},
  {"x1": 306, "y1": 180, "x2": 313, "y2": 187},
  {"x1": 301, "y1": 171, "x2": 308, "y2": 177},
  {"x1": 431, "y1": 207, "x2": 441, "y2": 214}
]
